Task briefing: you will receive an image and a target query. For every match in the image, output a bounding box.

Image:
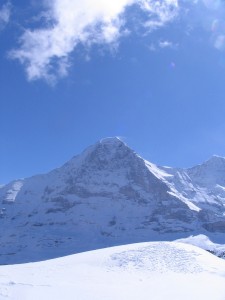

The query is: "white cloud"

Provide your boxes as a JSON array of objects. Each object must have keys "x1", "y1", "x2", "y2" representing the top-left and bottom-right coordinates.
[
  {"x1": 140, "y1": 0, "x2": 179, "y2": 30},
  {"x1": 9, "y1": 0, "x2": 180, "y2": 83},
  {"x1": 0, "y1": 1, "x2": 11, "y2": 29}
]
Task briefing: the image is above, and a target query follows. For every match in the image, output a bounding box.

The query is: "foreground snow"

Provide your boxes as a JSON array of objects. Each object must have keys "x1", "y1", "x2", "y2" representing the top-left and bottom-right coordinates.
[{"x1": 0, "y1": 241, "x2": 225, "y2": 300}]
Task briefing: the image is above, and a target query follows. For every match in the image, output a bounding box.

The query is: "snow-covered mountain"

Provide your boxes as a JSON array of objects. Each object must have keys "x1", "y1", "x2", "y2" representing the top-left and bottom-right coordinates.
[
  {"x1": 1, "y1": 137, "x2": 225, "y2": 264},
  {"x1": 1, "y1": 241, "x2": 225, "y2": 300}
]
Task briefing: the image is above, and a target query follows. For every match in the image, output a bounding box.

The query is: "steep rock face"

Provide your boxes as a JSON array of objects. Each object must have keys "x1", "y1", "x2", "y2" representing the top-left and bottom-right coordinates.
[
  {"x1": 0, "y1": 138, "x2": 224, "y2": 264},
  {"x1": 58, "y1": 137, "x2": 169, "y2": 199}
]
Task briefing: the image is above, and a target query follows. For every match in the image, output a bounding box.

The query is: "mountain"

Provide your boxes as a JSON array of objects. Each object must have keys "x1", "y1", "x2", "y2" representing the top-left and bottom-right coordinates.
[
  {"x1": 1, "y1": 137, "x2": 225, "y2": 264},
  {"x1": 1, "y1": 241, "x2": 225, "y2": 300}
]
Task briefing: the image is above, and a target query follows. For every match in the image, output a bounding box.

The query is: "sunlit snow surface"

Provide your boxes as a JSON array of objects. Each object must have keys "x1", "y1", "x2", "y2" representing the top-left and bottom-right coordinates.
[{"x1": 0, "y1": 241, "x2": 225, "y2": 300}]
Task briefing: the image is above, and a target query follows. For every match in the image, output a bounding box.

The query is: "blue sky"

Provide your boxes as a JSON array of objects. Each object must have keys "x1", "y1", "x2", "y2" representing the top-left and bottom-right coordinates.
[{"x1": 1, "y1": 0, "x2": 225, "y2": 183}]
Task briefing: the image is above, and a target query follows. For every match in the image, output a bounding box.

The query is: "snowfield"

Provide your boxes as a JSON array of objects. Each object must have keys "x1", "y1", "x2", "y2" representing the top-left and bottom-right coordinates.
[{"x1": 0, "y1": 241, "x2": 225, "y2": 300}]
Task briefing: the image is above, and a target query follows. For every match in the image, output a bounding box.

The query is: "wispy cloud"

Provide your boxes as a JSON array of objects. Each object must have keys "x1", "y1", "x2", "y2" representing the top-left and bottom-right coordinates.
[
  {"x1": 9, "y1": 0, "x2": 180, "y2": 83},
  {"x1": 0, "y1": 1, "x2": 11, "y2": 30},
  {"x1": 141, "y1": 0, "x2": 179, "y2": 30}
]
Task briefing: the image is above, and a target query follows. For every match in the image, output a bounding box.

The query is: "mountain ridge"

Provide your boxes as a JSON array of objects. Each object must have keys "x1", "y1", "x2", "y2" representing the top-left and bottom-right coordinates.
[{"x1": 1, "y1": 137, "x2": 225, "y2": 264}]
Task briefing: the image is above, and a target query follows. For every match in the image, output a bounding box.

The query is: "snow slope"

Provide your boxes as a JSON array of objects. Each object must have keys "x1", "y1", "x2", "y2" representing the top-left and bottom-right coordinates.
[
  {"x1": 1, "y1": 137, "x2": 225, "y2": 264},
  {"x1": 0, "y1": 241, "x2": 225, "y2": 300}
]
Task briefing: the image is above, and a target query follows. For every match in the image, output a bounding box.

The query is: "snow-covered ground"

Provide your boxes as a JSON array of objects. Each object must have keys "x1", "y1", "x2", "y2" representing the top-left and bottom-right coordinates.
[{"x1": 0, "y1": 241, "x2": 225, "y2": 300}]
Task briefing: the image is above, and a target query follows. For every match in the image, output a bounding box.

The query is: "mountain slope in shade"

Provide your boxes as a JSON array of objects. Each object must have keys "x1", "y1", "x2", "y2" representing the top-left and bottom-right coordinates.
[
  {"x1": 1, "y1": 137, "x2": 225, "y2": 264},
  {"x1": 0, "y1": 241, "x2": 225, "y2": 300}
]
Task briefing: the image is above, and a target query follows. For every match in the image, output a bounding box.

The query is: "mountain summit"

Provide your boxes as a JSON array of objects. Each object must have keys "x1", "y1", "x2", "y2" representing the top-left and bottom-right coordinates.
[{"x1": 1, "y1": 138, "x2": 225, "y2": 264}]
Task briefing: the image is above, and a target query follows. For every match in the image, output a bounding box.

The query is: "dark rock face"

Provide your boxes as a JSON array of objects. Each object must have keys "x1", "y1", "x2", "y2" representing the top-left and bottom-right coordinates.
[{"x1": 0, "y1": 137, "x2": 225, "y2": 264}]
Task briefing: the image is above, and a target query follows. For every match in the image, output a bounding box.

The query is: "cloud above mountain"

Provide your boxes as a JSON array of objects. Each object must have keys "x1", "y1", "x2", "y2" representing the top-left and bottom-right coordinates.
[
  {"x1": 9, "y1": 0, "x2": 179, "y2": 83},
  {"x1": 9, "y1": 0, "x2": 225, "y2": 84}
]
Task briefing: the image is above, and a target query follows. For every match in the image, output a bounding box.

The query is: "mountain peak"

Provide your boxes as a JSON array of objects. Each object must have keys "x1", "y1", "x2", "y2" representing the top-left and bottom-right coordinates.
[
  {"x1": 85, "y1": 136, "x2": 128, "y2": 158},
  {"x1": 208, "y1": 154, "x2": 225, "y2": 161},
  {"x1": 188, "y1": 155, "x2": 225, "y2": 171},
  {"x1": 186, "y1": 154, "x2": 225, "y2": 187},
  {"x1": 62, "y1": 137, "x2": 131, "y2": 172},
  {"x1": 99, "y1": 136, "x2": 124, "y2": 145},
  {"x1": 85, "y1": 136, "x2": 133, "y2": 164},
  {"x1": 203, "y1": 155, "x2": 225, "y2": 168},
  {"x1": 96, "y1": 137, "x2": 126, "y2": 152}
]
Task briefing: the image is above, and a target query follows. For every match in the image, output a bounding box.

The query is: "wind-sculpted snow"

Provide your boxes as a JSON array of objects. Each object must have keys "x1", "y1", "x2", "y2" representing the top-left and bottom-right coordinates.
[
  {"x1": 0, "y1": 242, "x2": 225, "y2": 300},
  {"x1": 1, "y1": 137, "x2": 225, "y2": 264}
]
